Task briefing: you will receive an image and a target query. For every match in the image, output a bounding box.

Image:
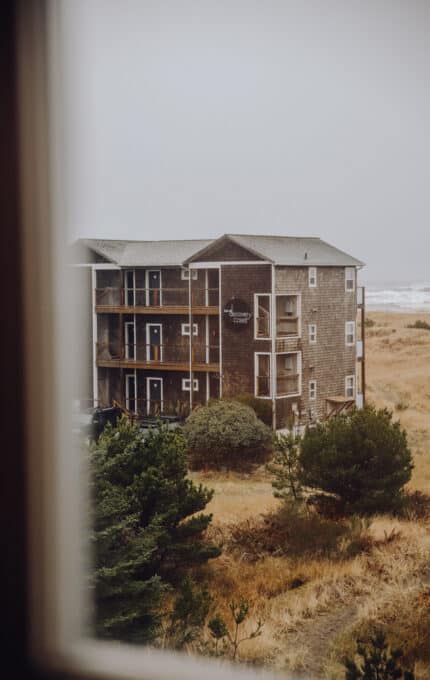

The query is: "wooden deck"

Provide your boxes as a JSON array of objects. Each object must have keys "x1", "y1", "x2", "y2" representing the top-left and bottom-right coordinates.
[
  {"x1": 95, "y1": 304, "x2": 219, "y2": 315},
  {"x1": 97, "y1": 358, "x2": 220, "y2": 373}
]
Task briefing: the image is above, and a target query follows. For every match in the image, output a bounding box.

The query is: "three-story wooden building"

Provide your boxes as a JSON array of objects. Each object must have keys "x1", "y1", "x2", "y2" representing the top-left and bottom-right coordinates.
[{"x1": 77, "y1": 234, "x2": 365, "y2": 429}]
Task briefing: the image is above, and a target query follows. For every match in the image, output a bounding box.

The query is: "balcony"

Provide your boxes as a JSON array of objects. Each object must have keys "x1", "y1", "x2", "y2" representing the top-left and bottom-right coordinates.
[
  {"x1": 95, "y1": 287, "x2": 219, "y2": 314},
  {"x1": 96, "y1": 342, "x2": 220, "y2": 372},
  {"x1": 276, "y1": 295, "x2": 300, "y2": 338},
  {"x1": 256, "y1": 375, "x2": 271, "y2": 397},
  {"x1": 277, "y1": 374, "x2": 300, "y2": 397},
  {"x1": 116, "y1": 398, "x2": 206, "y2": 419}
]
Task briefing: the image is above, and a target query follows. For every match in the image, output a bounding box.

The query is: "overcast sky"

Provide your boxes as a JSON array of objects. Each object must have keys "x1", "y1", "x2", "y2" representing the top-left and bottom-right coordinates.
[{"x1": 58, "y1": 1, "x2": 430, "y2": 282}]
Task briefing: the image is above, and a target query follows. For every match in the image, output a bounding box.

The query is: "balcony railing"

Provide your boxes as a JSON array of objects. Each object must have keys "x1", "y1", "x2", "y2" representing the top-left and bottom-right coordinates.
[
  {"x1": 115, "y1": 398, "x2": 205, "y2": 419},
  {"x1": 277, "y1": 373, "x2": 300, "y2": 396},
  {"x1": 256, "y1": 375, "x2": 271, "y2": 397},
  {"x1": 255, "y1": 316, "x2": 270, "y2": 338},
  {"x1": 95, "y1": 287, "x2": 219, "y2": 308},
  {"x1": 276, "y1": 316, "x2": 299, "y2": 337},
  {"x1": 96, "y1": 342, "x2": 220, "y2": 366}
]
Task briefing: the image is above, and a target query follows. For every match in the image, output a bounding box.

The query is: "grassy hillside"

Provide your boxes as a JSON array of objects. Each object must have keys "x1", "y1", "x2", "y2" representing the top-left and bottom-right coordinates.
[{"x1": 189, "y1": 312, "x2": 430, "y2": 677}]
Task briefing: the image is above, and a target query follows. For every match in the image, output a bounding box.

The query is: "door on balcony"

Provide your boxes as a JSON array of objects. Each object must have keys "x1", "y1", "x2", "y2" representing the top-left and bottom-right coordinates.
[
  {"x1": 147, "y1": 270, "x2": 161, "y2": 306},
  {"x1": 124, "y1": 270, "x2": 135, "y2": 306},
  {"x1": 124, "y1": 320, "x2": 135, "y2": 359},
  {"x1": 146, "y1": 323, "x2": 162, "y2": 362},
  {"x1": 146, "y1": 377, "x2": 163, "y2": 415},
  {"x1": 125, "y1": 373, "x2": 137, "y2": 413}
]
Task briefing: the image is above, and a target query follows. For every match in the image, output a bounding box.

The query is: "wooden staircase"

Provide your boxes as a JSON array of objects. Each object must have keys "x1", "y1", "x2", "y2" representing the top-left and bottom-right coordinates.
[{"x1": 323, "y1": 397, "x2": 355, "y2": 421}]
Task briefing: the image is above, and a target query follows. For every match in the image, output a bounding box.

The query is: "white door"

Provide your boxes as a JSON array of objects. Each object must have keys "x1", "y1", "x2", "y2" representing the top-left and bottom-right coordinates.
[
  {"x1": 146, "y1": 377, "x2": 163, "y2": 415},
  {"x1": 146, "y1": 323, "x2": 163, "y2": 361}
]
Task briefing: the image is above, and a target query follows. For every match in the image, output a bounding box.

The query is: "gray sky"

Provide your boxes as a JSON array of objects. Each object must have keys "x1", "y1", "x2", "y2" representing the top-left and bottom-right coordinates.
[{"x1": 59, "y1": 1, "x2": 430, "y2": 282}]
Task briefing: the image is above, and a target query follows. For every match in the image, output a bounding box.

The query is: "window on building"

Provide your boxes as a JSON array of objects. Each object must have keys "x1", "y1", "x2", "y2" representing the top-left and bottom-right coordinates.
[
  {"x1": 125, "y1": 373, "x2": 137, "y2": 412},
  {"x1": 309, "y1": 379, "x2": 317, "y2": 400},
  {"x1": 181, "y1": 323, "x2": 198, "y2": 336},
  {"x1": 308, "y1": 266, "x2": 317, "y2": 288},
  {"x1": 309, "y1": 323, "x2": 317, "y2": 344},
  {"x1": 255, "y1": 353, "x2": 271, "y2": 397},
  {"x1": 345, "y1": 267, "x2": 355, "y2": 291},
  {"x1": 254, "y1": 294, "x2": 271, "y2": 338},
  {"x1": 182, "y1": 378, "x2": 199, "y2": 391},
  {"x1": 124, "y1": 320, "x2": 136, "y2": 359},
  {"x1": 345, "y1": 321, "x2": 356, "y2": 346},
  {"x1": 124, "y1": 269, "x2": 136, "y2": 306},
  {"x1": 276, "y1": 352, "x2": 301, "y2": 396},
  {"x1": 345, "y1": 374, "x2": 355, "y2": 398},
  {"x1": 276, "y1": 294, "x2": 300, "y2": 337},
  {"x1": 181, "y1": 267, "x2": 198, "y2": 280}
]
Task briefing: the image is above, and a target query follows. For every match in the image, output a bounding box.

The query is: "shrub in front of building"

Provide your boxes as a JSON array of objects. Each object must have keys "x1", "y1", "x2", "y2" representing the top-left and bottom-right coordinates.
[
  {"x1": 299, "y1": 405, "x2": 413, "y2": 515},
  {"x1": 90, "y1": 417, "x2": 220, "y2": 643},
  {"x1": 184, "y1": 400, "x2": 272, "y2": 470},
  {"x1": 232, "y1": 393, "x2": 273, "y2": 427}
]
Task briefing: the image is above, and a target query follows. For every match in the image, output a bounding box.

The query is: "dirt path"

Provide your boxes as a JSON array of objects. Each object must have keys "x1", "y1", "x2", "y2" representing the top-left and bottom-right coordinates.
[{"x1": 288, "y1": 601, "x2": 360, "y2": 678}]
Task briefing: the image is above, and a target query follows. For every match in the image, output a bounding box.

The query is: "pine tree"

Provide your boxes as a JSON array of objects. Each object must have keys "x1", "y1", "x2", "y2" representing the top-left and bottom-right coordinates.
[
  {"x1": 89, "y1": 417, "x2": 220, "y2": 642},
  {"x1": 344, "y1": 630, "x2": 415, "y2": 679},
  {"x1": 299, "y1": 406, "x2": 413, "y2": 515},
  {"x1": 266, "y1": 432, "x2": 303, "y2": 503}
]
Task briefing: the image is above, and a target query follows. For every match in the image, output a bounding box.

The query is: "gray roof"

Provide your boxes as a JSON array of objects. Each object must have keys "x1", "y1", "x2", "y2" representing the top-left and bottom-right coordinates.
[
  {"x1": 225, "y1": 234, "x2": 364, "y2": 267},
  {"x1": 80, "y1": 238, "x2": 213, "y2": 267},
  {"x1": 79, "y1": 234, "x2": 364, "y2": 267}
]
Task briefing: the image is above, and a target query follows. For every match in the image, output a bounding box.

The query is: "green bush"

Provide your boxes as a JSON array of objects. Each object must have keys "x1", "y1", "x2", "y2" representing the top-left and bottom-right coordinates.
[
  {"x1": 299, "y1": 406, "x2": 413, "y2": 515},
  {"x1": 343, "y1": 629, "x2": 415, "y2": 679},
  {"x1": 232, "y1": 393, "x2": 273, "y2": 426},
  {"x1": 406, "y1": 319, "x2": 430, "y2": 331},
  {"x1": 184, "y1": 400, "x2": 272, "y2": 470},
  {"x1": 90, "y1": 418, "x2": 220, "y2": 643}
]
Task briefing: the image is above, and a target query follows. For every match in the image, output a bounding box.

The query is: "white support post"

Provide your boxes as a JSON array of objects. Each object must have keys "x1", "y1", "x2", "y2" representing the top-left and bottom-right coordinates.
[
  {"x1": 219, "y1": 266, "x2": 223, "y2": 399},
  {"x1": 91, "y1": 265, "x2": 98, "y2": 407},
  {"x1": 205, "y1": 314, "x2": 209, "y2": 365},
  {"x1": 206, "y1": 371, "x2": 210, "y2": 404},
  {"x1": 188, "y1": 270, "x2": 193, "y2": 411},
  {"x1": 270, "y1": 265, "x2": 277, "y2": 430}
]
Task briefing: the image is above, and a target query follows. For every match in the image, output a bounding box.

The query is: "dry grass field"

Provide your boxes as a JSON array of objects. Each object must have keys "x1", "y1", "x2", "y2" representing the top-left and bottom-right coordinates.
[{"x1": 190, "y1": 312, "x2": 430, "y2": 678}]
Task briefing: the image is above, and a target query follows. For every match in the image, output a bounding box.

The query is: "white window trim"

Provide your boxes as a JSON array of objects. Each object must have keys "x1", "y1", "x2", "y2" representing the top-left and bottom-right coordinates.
[
  {"x1": 275, "y1": 293, "x2": 301, "y2": 339},
  {"x1": 124, "y1": 268, "x2": 136, "y2": 306},
  {"x1": 124, "y1": 320, "x2": 136, "y2": 359},
  {"x1": 345, "y1": 374, "x2": 356, "y2": 398},
  {"x1": 254, "y1": 351, "x2": 272, "y2": 398},
  {"x1": 309, "y1": 379, "x2": 317, "y2": 401},
  {"x1": 308, "y1": 266, "x2": 317, "y2": 288},
  {"x1": 275, "y1": 351, "x2": 302, "y2": 398},
  {"x1": 181, "y1": 322, "x2": 198, "y2": 336},
  {"x1": 146, "y1": 323, "x2": 163, "y2": 361},
  {"x1": 145, "y1": 269, "x2": 162, "y2": 306},
  {"x1": 308, "y1": 323, "x2": 317, "y2": 344},
  {"x1": 254, "y1": 293, "x2": 271, "y2": 340},
  {"x1": 345, "y1": 267, "x2": 355, "y2": 292},
  {"x1": 182, "y1": 378, "x2": 199, "y2": 392},
  {"x1": 181, "y1": 267, "x2": 198, "y2": 280},
  {"x1": 146, "y1": 377, "x2": 164, "y2": 415},
  {"x1": 345, "y1": 320, "x2": 356, "y2": 346},
  {"x1": 125, "y1": 372, "x2": 137, "y2": 413}
]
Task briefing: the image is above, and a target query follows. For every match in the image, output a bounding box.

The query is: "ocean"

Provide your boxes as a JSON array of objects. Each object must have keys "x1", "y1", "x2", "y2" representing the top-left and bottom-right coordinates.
[{"x1": 363, "y1": 281, "x2": 430, "y2": 313}]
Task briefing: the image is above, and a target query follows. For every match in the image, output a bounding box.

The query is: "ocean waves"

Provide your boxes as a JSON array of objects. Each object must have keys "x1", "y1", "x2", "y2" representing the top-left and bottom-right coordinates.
[{"x1": 365, "y1": 282, "x2": 430, "y2": 312}]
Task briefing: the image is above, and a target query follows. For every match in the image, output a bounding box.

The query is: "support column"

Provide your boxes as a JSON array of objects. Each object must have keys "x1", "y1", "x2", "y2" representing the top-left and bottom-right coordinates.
[
  {"x1": 91, "y1": 266, "x2": 98, "y2": 406},
  {"x1": 188, "y1": 270, "x2": 193, "y2": 411},
  {"x1": 270, "y1": 265, "x2": 277, "y2": 430}
]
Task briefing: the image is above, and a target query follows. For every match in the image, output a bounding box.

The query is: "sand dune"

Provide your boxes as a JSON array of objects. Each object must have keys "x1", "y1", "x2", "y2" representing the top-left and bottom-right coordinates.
[{"x1": 365, "y1": 312, "x2": 430, "y2": 494}]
